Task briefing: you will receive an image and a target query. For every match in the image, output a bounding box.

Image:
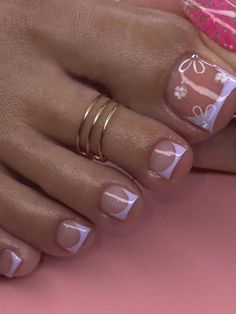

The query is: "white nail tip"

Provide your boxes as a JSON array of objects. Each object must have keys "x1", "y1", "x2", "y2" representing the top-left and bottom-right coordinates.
[
  {"x1": 4, "y1": 250, "x2": 22, "y2": 279},
  {"x1": 187, "y1": 69, "x2": 236, "y2": 133},
  {"x1": 111, "y1": 189, "x2": 139, "y2": 221},
  {"x1": 65, "y1": 223, "x2": 91, "y2": 254},
  {"x1": 159, "y1": 144, "x2": 187, "y2": 179}
]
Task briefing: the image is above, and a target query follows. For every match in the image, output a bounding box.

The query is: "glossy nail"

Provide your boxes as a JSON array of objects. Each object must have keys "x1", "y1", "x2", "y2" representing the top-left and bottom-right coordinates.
[
  {"x1": 101, "y1": 185, "x2": 139, "y2": 221},
  {"x1": 167, "y1": 54, "x2": 236, "y2": 132},
  {"x1": 56, "y1": 220, "x2": 92, "y2": 254},
  {"x1": 150, "y1": 141, "x2": 187, "y2": 179},
  {"x1": 0, "y1": 249, "x2": 22, "y2": 278},
  {"x1": 182, "y1": 0, "x2": 236, "y2": 52}
]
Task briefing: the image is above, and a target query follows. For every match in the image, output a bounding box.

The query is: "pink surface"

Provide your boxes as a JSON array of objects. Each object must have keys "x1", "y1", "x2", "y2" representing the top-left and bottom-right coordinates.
[{"x1": 0, "y1": 172, "x2": 236, "y2": 314}]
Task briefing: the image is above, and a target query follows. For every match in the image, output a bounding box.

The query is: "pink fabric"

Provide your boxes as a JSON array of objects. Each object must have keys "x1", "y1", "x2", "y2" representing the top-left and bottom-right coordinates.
[{"x1": 0, "y1": 172, "x2": 235, "y2": 313}]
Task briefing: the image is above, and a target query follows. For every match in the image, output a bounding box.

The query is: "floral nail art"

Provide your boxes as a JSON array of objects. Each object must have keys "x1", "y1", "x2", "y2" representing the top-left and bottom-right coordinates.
[
  {"x1": 175, "y1": 86, "x2": 188, "y2": 100},
  {"x1": 215, "y1": 72, "x2": 230, "y2": 84},
  {"x1": 171, "y1": 54, "x2": 236, "y2": 132},
  {"x1": 188, "y1": 105, "x2": 216, "y2": 130}
]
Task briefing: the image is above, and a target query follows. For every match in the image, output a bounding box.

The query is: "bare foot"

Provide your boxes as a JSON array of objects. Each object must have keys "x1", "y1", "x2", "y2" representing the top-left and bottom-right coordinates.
[{"x1": 0, "y1": 0, "x2": 235, "y2": 278}]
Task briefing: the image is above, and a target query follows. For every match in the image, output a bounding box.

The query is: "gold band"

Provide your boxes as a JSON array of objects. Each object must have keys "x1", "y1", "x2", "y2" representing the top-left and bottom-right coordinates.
[{"x1": 76, "y1": 94, "x2": 119, "y2": 162}]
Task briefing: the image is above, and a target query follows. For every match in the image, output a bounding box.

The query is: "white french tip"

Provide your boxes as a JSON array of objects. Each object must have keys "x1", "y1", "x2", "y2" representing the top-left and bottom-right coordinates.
[
  {"x1": 187, "y1": 69, "x2": 236, "y2": 133},
  {"x1": 4, "y1": 250, "x2": 22, "y2": 279},
  {"x1": 159, "y1": 144, "x2": 187, "y2": 179},
  {"x1": 65, "y1": 223, "x2": 92, "y2": 254},
  {"x1": 111, "y1": 189, "x2": 139, "y2": 221}
]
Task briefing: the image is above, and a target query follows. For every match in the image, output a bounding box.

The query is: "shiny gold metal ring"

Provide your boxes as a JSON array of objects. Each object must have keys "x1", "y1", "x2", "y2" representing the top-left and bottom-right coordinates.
[{"x1": 76, "y1": 94, "x2": 119, "y2": 162}]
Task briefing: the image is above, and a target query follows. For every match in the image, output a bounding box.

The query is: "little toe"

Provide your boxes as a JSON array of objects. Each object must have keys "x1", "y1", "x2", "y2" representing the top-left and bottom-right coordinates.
[{"x1": 0, "y1": 227, "x2": 41, "y2": 279}]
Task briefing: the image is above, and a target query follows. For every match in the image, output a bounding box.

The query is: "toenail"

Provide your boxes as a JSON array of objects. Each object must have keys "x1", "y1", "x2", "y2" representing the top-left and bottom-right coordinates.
[
  {"x1": 181, "y1": 0, "x2": 236, "y2": 53},
  {"x1": 167, "y1": 54, "x2": 236, "y2": 133},
  {"x1": 101, "y1": 185, "x2": 139, "y2": 221},
  {"x1": 56, "y1": 220, "x2": 92, "y2": 254},
  {"x1": 0, "y1": 249, "x2": 22, "y2": 278},
  {"x1": 150, "y1": 141, "x2": 187, "y2": 179}
]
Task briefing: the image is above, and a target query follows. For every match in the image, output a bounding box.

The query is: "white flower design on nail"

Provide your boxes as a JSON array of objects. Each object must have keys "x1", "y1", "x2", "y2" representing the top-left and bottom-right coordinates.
[
  {"x1": 174, "y1": 85, "x2": 188, "y2": 100},
  {"x1": 176, "y1": 54, "x2": 236, "y2": 132},
  {"x1": 188, "y1": 105, "x2": 216, "y2": 130},
  {"x1": 215, "y1": 72, "x2": 229, "y2": 84},
  {"x1": 179, "y1": 54, "x2": 211, "y2": 74}
]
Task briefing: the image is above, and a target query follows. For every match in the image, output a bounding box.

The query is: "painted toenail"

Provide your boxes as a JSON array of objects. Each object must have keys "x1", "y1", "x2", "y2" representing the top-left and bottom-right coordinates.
[
  {"x1": 101, "y1": 186, "x2": 139, "y2": 221},
  {"x1": 167, "y1": 54, "x2": 236, "y2": 132},
  {"x1": 181, "y1": 0, "x2": 236, "y2": 53},
  {"x1": 0, "y1": 249, "x2": 22, "y2": 278},
  {"x1": 150, "y1": 141, "x2": 187, "y2": 179},
  {"x1": 56, "y1": 220, "x2": 92, "y2": 254}
]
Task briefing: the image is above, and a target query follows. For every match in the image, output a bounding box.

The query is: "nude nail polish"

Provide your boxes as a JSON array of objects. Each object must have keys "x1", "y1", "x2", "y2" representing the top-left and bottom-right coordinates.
[
  {"x1": 182, "y1": 0, "x2": 236, "y2": 52},
  {"x1": 0, "y1": 249, "x2": 22, "y2": 278},
  {"x1": 150, "y1": 141, "x2": 187, "y2": 179},
  {"x1": 101, "y1": 186, "x2": 139, "y2": 221},
  {"x1": 167, "y1": 54, "x2": 236, "y2": 132},
  {"x1": 56, "y1": 220, "x2": 92, "y2": 254}
]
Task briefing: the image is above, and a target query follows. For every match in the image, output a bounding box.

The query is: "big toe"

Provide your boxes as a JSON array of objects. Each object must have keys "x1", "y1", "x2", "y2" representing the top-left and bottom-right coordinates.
[{"x1": 47, "y1": 0, "x2": 236, "y2": 143}]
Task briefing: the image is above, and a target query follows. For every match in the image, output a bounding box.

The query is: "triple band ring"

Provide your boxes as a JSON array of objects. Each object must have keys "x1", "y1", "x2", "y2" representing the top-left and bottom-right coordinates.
[{"x1": 76, "y1": 94, "x2": 119, "y2": 162}]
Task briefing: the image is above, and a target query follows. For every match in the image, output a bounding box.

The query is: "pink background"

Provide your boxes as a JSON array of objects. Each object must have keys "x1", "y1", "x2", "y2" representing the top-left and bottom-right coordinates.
[{"x1": 0, "y1": 172, "x2": 236, "y2": 314}]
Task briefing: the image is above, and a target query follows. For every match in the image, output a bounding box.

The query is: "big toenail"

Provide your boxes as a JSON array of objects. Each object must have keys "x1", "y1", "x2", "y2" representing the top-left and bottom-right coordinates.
[
  {"x1": 56, "y1": 220, "x2": 92, "y2": 254},
  {"x1": 167, "y1": 54, "x2": 236, "y2": 132},
  {"x1": 101, "y1": 185, "x2": 139, "y2": 221},
  {"x1": 150, "y1": 141, "x2": 187, "y2": 179},
  {"x1": 0, "y1": 249, "x2": 22, "y2": 278}
]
